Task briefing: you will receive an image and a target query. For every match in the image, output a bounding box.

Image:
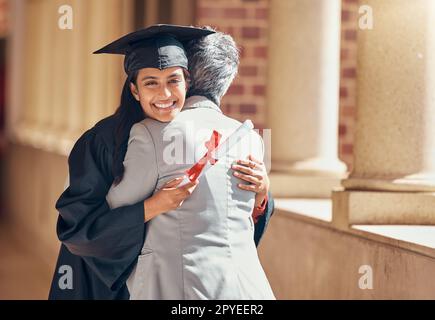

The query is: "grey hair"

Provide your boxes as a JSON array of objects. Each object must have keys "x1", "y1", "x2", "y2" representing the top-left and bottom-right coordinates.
[{"x1": 185, "y1": 27, "x2": 240, "y2": 105}]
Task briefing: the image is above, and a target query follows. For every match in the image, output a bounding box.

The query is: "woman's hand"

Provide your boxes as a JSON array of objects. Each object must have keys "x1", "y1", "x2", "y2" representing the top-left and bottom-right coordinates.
[
  {"x1": 143, "y1": 177, "x2": 199, "y2": 222},
  {"x1": 231, "y1": 155, "x2": 270, "y2": 207}
]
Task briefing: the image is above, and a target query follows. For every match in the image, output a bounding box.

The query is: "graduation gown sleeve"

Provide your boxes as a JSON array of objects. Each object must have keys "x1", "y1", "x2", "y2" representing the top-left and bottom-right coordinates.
[
  {"x1": 55, "y1": 128, "x2": 146, "y2": 291},
  {"x1": 250, "y1": 129, "x2": 275, "y2": 247},
  {"x1": 253, "y1": 191, "x2": 274, "y2": 247}
]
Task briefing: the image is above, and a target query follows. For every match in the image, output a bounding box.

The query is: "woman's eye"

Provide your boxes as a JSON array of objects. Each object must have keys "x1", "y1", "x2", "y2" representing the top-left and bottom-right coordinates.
[
  {"x1": 169, "y1": 79, "x2": 181, "y2": 84},
  {"x1": 144, "y1": 81, "x2": 157, "y2": 87}
]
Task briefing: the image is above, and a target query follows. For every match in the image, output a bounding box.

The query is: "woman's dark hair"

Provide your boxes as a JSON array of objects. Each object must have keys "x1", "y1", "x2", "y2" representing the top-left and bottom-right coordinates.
[
  {"x1": 112, "y1": 68, "x2": 190, "y2": 185},
  {"x1": 112, "y1": 70, "x2": 145, "y2": 185}
]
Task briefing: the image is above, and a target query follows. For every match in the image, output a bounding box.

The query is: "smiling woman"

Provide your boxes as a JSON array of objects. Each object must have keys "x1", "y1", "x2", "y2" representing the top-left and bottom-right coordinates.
[
  {"x1": 48, "y1": 25, "x2": 214, "y2": 300},
  {"x1": 129, "y1": 66, "x2": 189, "y2": 123}
]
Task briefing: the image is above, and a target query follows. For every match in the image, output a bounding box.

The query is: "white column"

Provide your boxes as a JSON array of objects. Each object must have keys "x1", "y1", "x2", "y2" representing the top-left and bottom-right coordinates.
[
  {"x1": 65, "y1": 0, "x2": 87, "y2": 146},
  {"x1": 49, "y1": 0, "x2": 73, "y2": 153},
  {"x1": 333, "y1": 0, "x2": 435, "y2": 226},
  {"x1": 8, "y1": 0, "x2": 135, "y2": 155},
  {"x1": 268, "y1": 0, "x2": 346, "y2": 198}
]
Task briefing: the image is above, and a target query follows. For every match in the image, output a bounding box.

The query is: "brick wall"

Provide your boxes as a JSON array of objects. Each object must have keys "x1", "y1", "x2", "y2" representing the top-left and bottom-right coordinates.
[
  {"x1": 0, "y1": 0, "x2": 8, "y2": 37},
  {"x1": 339, "y1": 0, "x2": 358, "y2": 170},
  {"x1": 195, "y1": 0, "x2": 269, "y2": 129},
  {"x1": 195, "y1": 0, "x2": 357, "y2": 170},
  {"x1": 0, "y1": 0, "x2": 8, "y2": 153}
]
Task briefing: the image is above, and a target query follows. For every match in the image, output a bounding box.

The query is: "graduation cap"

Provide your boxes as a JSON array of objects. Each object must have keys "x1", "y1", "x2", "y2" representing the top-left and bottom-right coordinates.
[{"x1": 93, "y1": 24, "x2": 215, "y2": 76}]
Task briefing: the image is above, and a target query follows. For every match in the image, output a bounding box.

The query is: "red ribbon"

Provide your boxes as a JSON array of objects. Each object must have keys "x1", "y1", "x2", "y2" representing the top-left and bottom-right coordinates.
[{"x1": 185, "y1": 130, "x2": 222, "y2": 182}]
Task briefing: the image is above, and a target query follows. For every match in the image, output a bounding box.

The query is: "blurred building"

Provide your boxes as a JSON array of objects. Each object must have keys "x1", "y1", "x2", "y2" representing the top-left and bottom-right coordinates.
[{"x1": 1, "y1": 0, "x2": 435, "y2": 299}]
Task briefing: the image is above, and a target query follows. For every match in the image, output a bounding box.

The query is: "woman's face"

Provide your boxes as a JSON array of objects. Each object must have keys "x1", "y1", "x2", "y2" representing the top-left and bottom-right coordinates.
[{"x1": 130, "y1": 66, "x2": 187, "y2": 122}]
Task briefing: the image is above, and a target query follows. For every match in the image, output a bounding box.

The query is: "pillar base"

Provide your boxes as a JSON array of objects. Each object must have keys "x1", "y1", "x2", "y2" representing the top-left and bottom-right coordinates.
[
  {"x1": 270, "y1": 172, "x2": 346, "y2": 198},
  {"x1": 342, "y1": 177, "x2": 435, "y2": 192},
  {"x1": 272, "y1": 157, "x2": 347, "y2": 177},
  {"x1": 333, "y1": 189, "x2": 435, "y2": 225}
]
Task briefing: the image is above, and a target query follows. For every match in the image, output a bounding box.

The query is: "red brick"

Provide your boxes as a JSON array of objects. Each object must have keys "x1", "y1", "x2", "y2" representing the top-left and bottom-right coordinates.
[
  {"x1": 341, "y1": 106, "x2": 356, "y2": 117},
  {"x1": 253, "y1": 46, "x2": 268, "y2": 58},
  {"x1": 224, "y1": 8, "x2": 247, "y2": 19},
  {"x1": 344, "y1": 29, "x2": 357, "y2": 41},
  {"x1": 342, "y1": 67, "x2": 357, "y2": 78},
  {"x1": 341, "y1": 10, "x2": 351, "y2": 22},
  {"x1": 341, "y1": 48, "x2": 349, "y2": 61},
  {"x1": 241, "y1": 27, "x2": 261, "y2": 39},
  {"x1": 339, "y1": 124, "x2": 347, "y2": 136},
  {"x1": 240, "y1": 66, "x2": 258, "y2": 77},
  {"x1": 197, "y1": 7, "x2": 222, "y2": 19},
  {"x1": 253, "y1": 85, "x2": 266, "y2": 96},
  {"x1": 255, "y1": 8, "x2": 268, "y2": 19},
  {"x1": 240, "y1": 104, "x2": 257, "y2": 114},
  {"x1": 221, "y1": 103, "x2": 233, "y2": 114},
  {"x1": 341, "y1": 143, "x2": 354, "y2": 155},
  {"x1": 227, "y1": 85, "x2": 245, "y2": 95},
  {"x1": 340, "y1": 87, "x2": 348, "y2": 98}
]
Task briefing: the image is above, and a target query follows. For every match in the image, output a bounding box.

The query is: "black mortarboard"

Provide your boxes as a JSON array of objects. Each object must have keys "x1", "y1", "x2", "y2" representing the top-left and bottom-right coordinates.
[{"x1": 93, "y1": 24, "x2": 214, "y2": 76}]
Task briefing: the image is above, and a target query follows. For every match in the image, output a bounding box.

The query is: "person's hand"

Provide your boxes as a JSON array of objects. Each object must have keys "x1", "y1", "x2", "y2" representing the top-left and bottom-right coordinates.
[
  {"x1": 231, "y1": 155, "x2": 269, "y2": 207},
  {"x1": 143, "y1": 177, "x2": 199, "y2": 222}
]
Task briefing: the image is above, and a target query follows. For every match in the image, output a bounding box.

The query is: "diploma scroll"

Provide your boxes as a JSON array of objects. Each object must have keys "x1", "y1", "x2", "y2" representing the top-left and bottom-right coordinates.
[{"x1": 179, "y1": 120, "x2": 254, "y2": 186}]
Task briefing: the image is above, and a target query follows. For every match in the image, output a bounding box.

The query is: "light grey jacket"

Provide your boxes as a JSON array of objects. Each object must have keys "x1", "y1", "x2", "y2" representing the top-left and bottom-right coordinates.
[{"x1": 106, "y1": 96, "x2": 275, "y2": 300}]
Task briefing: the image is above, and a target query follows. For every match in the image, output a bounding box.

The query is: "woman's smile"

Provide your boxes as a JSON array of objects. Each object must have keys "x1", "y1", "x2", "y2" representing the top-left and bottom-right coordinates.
[{"x1": 153, "y1": 100, "x2": 178, "y2": 111}]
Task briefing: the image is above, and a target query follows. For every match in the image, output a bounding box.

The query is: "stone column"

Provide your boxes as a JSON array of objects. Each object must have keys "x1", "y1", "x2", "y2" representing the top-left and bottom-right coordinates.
[
  {"x1": 267, "y1": 0, "x2": 347, "y2": 198},
  {"x1": 333, "y1": 0, "x2": 435, "y2": 226},
  {"x1": 50, "y1": 0, "x2": 73, "y2": 153},
  {"x1": 66, "y1": 0, "x2": 87, "y2": 145},
  {"x1": 8, "y1": 0, "x2": 134, "y2": 155}
]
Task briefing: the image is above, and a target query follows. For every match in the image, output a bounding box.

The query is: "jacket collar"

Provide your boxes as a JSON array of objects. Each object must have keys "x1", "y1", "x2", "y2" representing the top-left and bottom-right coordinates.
[{"x1": 182, "y1": 95, "x2": 222, "y2": 114}]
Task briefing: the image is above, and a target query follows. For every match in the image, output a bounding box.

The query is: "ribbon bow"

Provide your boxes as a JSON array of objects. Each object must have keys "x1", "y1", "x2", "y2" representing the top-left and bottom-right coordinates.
[{"x1": 185, "y1": 130, "x2": 222, "y2": 182}]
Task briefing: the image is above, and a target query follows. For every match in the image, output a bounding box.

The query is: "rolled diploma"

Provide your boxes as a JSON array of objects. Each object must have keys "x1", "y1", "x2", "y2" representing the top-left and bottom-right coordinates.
[{"x1": 178, "y1": 119, "x2": 254, "y2": 186}]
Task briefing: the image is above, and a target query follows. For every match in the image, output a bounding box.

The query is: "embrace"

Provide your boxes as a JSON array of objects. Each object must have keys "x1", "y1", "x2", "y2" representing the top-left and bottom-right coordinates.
[{"x1": 49, "y1": 24, "x2": 275, "y2": 300}]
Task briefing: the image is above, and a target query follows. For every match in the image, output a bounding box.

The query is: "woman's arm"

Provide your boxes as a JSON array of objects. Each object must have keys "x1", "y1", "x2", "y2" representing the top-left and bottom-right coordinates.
[
  {"x1": 230, "y1": 133, "x2": 275, "y2": 247},
  {"x1": 106, "y1": 123, "x2": 158, "y2": 209},
  {"x1": 106, "y1": 122, "x2": 198, "y2": 217},
  {"x1": 143, "y1": 177, "x2": 198, "y2": 222}
]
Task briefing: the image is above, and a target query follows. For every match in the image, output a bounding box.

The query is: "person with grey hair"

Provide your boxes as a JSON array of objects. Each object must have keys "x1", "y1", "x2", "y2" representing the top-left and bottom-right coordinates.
[
  {"x1": 185, "y1": 28, "x2": 274, "y2": 246},
  {"x1": 185, "y1": 27, "x2": 240, "y2": 106},
  {"x1": 106, "y1": 27, "x2": 275, "y2": 299}
]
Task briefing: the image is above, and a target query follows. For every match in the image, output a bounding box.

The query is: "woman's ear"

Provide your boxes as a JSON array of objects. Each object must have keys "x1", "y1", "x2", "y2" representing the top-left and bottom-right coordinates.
[{"x1": 129, "y1": 82, "x2": 140, "y2": 101}]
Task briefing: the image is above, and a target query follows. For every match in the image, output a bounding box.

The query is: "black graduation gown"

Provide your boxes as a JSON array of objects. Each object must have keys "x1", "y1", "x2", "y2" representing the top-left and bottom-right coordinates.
[{"x1": 48, "y1": 115, "x2": 275, "y2": 300}]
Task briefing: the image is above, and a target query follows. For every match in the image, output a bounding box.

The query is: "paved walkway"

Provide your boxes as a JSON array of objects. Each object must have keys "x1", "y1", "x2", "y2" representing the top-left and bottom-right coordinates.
[{"x1": 0, "y1": 220, "x2": 52, "y2": 299}]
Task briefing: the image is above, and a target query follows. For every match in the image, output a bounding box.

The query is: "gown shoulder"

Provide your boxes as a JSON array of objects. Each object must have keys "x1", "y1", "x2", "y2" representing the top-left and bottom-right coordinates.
[{"x1": 51, "y1": 113, "x2": 146, "y2": 297}]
